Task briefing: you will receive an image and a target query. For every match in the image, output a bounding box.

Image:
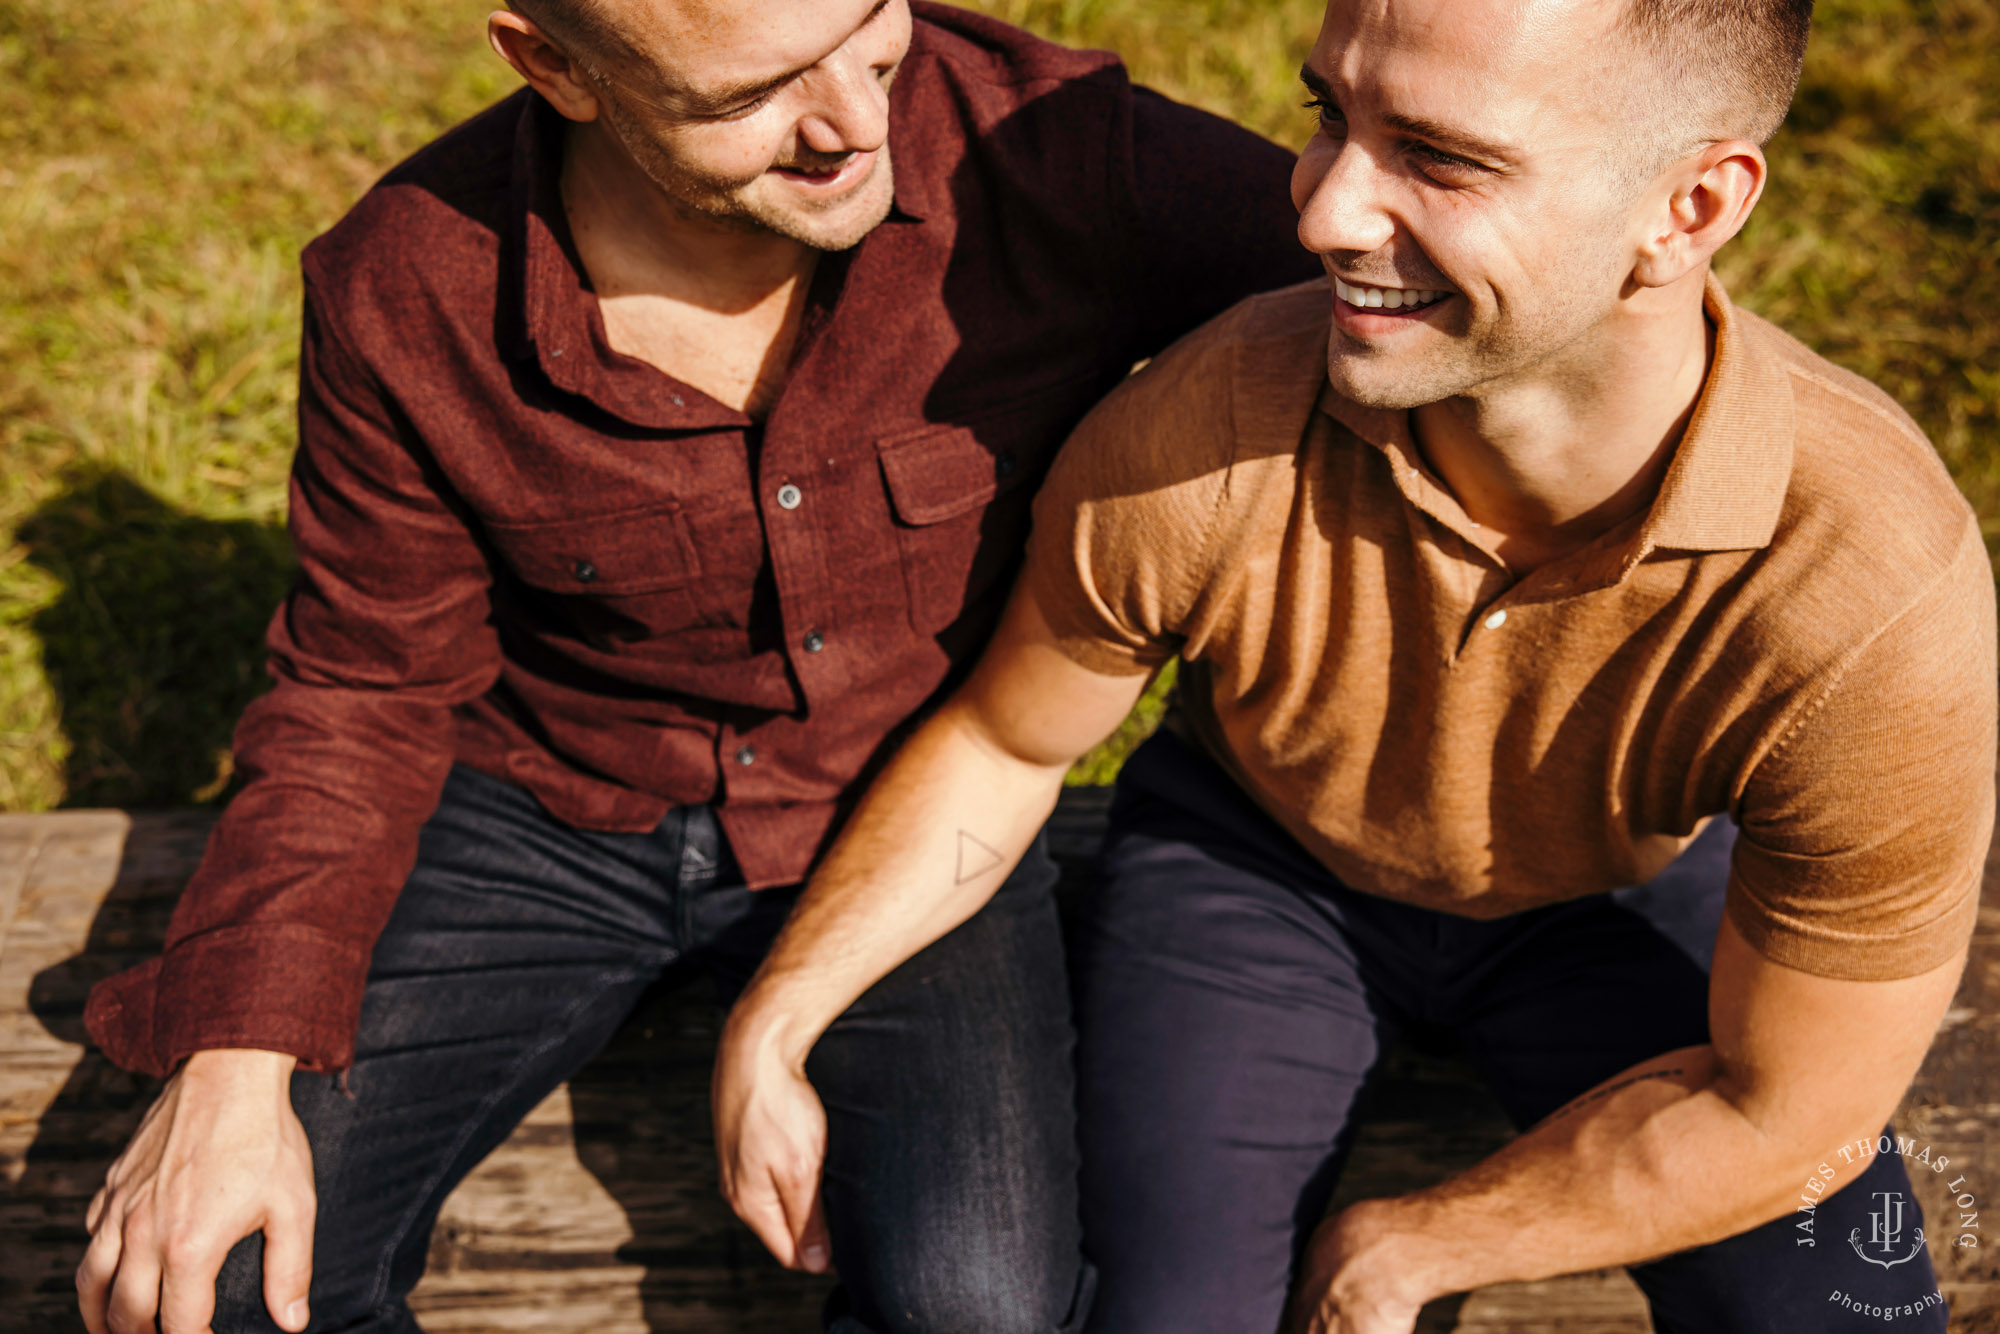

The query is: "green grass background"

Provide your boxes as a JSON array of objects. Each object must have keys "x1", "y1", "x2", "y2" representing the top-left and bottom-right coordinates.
[{"x1": 1, "y1": 0, "x2": 1994, "y2": 810}]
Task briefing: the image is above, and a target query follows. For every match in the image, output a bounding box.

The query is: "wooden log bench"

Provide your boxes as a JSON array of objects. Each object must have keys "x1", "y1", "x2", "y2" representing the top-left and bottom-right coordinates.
[{"x1": 4, "y1": 794, "x2": 1996, "y2": 1331}]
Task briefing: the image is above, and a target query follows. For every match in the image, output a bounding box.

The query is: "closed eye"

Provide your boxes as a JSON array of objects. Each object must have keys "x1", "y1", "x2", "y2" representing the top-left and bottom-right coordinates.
[{"x1": 1407, "y1": 140, "x2": 1494, "y2": 182}]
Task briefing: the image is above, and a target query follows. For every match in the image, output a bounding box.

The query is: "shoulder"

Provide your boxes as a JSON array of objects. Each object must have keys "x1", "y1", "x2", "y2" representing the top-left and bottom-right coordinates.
[
  {"x1": 1709, "y1": 310, "x2": 1991, "y2": 735},
  {"x1": 1041, "y1": 280, "x2": 1328, "y2": 506},
  {"x1": 300, "y1": 90, "x2": 524, "y2": 321},
  {"x1": 908, "y1": 2, "x2": 1125, "y2": 96},
  {"x1": 1118, "y1": 278, "x2": 1329, "y2": 457},
  {"x1": 1746, "y1": 310, "x2": 1981, "y2": 632},
  {"x1": 897, "y1": 3, "x2": 1131, "y2": 171}
]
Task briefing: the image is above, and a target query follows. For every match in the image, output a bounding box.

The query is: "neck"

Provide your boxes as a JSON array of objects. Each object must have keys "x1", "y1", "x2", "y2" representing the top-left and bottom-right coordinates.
[
  {"x1": 559, "y1": 118, "x2": 815, "y2": 312},
  {"x1": 1411, "y1": 270, "x2": 1715, "y2": 574}
]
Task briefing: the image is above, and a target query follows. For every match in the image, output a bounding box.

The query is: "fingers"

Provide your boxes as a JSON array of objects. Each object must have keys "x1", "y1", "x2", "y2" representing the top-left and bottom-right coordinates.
[
  {"x1": 261, "y1": 1198, "x2": 316, "y2": 1333},
  {"x1": 794, "y1": 1191, "x2": 831, "y2": 1275},
  {"x1": 102, "y1": 1207, "x2": 164, "y2": 1334},
  {"x1": 76, "y1": 1210, "x2": 124, "y2": 1334},
  {"x1": 772, "y1": 1142, "x2": 828, "y2": 1274},
  {"x1": 731, "y1": 1175, "x2": 805, "y2": 1268},
  {"x1": 157, "y1": 1230, "x2": 229, "y2": 1334}
]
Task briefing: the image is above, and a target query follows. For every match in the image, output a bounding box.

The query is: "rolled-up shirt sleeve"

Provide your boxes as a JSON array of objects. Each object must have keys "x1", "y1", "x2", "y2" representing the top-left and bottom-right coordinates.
[{"x1": 84, "y1": 268, "x2": 503, "y2": 1076}]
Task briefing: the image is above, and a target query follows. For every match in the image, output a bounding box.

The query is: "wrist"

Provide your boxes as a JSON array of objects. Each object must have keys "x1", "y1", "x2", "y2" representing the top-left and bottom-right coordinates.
[
  {"x1": 722, "y1": 987, "x2": 822, "y2": 1076},
  {"x1": 1328, "y1": 1196, "x2": 1458, "y2": 1310},
  {"x1": 180, "y1": 1047, "x2": 300, "y2": 1088}
]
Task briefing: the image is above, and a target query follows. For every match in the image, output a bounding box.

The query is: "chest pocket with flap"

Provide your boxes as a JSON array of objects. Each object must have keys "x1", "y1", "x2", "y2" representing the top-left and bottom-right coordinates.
[
  {"x1": 485, "y1": 502, "x2": 705, "y2": 644},
  {"x1": 878, "y1": 418, "x2": 1039, "y2": 635}
]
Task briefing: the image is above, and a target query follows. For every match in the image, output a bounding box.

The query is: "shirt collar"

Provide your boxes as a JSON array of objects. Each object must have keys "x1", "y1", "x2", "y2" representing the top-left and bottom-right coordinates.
[
  {"x1": 508, "y1": 93, "x2": 730, "y2": 430},
  {"x1": 1320, "y1": 272, "x2": 1796, "y2": 571},
  {"x1": 879, "y1": 23, "x2": 938, "y2": 223},
  {"x1": 504, "y1": 63, "x2": 932, "y2": 432},
  {"x1": 1633, "y1": 274, "x2": 1794, "y2": 555}
]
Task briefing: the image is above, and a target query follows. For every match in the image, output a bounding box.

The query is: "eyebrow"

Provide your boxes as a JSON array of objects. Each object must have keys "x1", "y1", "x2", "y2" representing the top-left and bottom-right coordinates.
[
  {"x1": 683, "y1": 0, "x2": 892, "y2": 116},
  {"x1": 1297, "y1": 62, "x2": 1520, "y2": 167}
]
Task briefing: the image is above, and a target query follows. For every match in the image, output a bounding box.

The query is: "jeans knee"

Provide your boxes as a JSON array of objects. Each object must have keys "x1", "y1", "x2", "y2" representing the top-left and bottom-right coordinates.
[
  {"x1": 836, "y1": 1249, "x2": 1092, "y2": 1334},
  {"x1": 209, "y1": 1230, "x2": 418, "y2": 1334}
]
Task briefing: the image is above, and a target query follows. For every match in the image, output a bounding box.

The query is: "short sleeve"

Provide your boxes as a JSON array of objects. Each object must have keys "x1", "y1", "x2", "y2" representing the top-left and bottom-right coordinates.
[
  {"x1": 1023, "y1": 306, "x2": 1251, "y2": 676},
  {"x1": 1727, "y1": 522, "x2": 1997, "y2": 980}
]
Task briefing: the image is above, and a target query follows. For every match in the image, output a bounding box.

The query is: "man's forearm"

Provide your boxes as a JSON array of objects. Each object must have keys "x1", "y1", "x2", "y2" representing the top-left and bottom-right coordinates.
[
  {"x1": 1345, "y1": 1045, "x2": 1867, "y2": 1303},
  {"x1": 723, "y1": 700, "x2": 1069, "y2": 1069}
]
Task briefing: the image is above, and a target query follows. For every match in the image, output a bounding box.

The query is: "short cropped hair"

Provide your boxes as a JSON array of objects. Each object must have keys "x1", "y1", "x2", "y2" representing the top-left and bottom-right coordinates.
[
  {"x1": 1620, "y1": 0, "x2": 1814, "y2": 146},
  {"x1": 509, "y1": 0, "x2": 622, "y2": 74}
]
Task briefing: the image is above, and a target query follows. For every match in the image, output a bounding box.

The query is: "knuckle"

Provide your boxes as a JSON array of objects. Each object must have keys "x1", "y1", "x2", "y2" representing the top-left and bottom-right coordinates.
[{"x1": 162, "y1": 1233, "x2": 212, "y2": 1272}]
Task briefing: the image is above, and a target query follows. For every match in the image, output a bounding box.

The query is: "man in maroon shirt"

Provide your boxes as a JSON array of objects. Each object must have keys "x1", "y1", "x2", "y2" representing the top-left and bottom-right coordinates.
[{"x1": 72, "y1": 2, "x2": 1314, "y2": 1332}]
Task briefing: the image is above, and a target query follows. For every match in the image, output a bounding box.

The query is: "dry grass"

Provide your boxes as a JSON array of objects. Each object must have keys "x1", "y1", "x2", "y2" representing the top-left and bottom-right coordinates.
[{"x1": 1, "y1": 0, "x2": 1994, "y2": 809}]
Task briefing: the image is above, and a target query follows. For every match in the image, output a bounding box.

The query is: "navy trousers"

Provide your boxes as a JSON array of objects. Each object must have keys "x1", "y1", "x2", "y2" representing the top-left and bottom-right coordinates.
[
  {"x1": 213, "y1": 764, "x2": 1092, "y2": 1334},
  {"x1": 1075, "y1": 730, "x2": 1947, "y2": 1334}
]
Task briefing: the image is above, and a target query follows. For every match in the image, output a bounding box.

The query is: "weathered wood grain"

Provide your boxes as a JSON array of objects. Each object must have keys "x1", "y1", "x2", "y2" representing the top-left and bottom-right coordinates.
[{"x1": 4, "y1": 794, "x2": 1998, "y2": 1332}]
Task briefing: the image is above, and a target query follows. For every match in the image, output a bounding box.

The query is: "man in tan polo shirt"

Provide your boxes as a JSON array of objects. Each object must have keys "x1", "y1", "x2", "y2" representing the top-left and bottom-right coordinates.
[{"x1": 710, "y1": 0, "x2": 1996, "y2": 1330}]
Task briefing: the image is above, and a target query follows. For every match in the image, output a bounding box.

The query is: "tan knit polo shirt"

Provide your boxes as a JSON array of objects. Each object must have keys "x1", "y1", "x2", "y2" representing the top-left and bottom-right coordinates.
[{"x1": 1025, "y1": 277, "x2": 1995, "y2": 981}]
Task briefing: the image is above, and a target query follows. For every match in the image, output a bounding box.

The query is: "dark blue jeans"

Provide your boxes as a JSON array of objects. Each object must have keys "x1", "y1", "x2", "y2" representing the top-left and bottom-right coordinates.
[
  {"x1": 1075, "y1": 730, "x2": 1946, "y2": 1334},
  {"x1": 213, "y1": 765, "x2": 1092, "y2": 1334}
]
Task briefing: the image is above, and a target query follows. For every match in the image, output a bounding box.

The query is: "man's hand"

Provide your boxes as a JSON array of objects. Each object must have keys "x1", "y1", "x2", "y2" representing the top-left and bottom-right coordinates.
[
  {"x1": 706, "y1": 588, "x2": 1149, "y2": 1271},
  {"x1": 1281, "y1": 1200, "x2": 1428, "y2": 1334},
  {"x1": 1279, "y1": 919, "x2": 1967, "y2": 1321},
  {"x1": 712, "y1": 1019, "x2": 831, "y2": 1273},
  {"x1": 78, "y1": 1048, "x2": 315, "y2": 1334}
]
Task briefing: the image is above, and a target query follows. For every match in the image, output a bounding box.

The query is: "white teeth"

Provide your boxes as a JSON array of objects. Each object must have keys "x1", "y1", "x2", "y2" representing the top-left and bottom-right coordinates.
[{"x1": 1338, "y1": 280, "x2": 1450, "y2": 312}]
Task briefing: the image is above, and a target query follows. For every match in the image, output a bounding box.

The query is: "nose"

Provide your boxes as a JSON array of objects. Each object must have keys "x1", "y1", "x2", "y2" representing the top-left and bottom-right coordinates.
[
  {"x1": 1292, "y1": 136, "x2": 1398, "y2": 258},
  {"x1": 794, "y1": 35, "x2": 896, "y2": 157}
]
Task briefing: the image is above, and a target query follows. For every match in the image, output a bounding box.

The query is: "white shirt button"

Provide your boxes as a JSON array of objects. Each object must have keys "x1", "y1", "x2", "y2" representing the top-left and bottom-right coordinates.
[
  {"x1": 1484, "y1": 609, "x2": 1508, "y2": 630},
  {"x1": 776, "y1": 484, "x2": 802, "y2": 510}
]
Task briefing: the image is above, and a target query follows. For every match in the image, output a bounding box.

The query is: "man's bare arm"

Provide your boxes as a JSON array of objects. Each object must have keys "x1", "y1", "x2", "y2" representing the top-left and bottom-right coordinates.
[
  {"x1": 712, "y1": 586, "x2": 1153, "y2": 1270},
  {"x1": 1287, "y1": 915, "x2": 1967, "y2": 1334}
]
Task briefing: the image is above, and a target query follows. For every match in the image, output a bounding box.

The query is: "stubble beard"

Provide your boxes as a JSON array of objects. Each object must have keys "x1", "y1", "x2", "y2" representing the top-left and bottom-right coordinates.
[
  {"x1": 603, "y1": 94, "x2": 896, "y2": 253},
  {"x1": 1326, "y1": 235, "x2": 1632, "y2": 413}
]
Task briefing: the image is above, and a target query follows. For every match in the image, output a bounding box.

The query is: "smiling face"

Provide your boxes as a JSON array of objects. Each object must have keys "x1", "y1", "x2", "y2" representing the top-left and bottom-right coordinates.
[
  {"x1": 1293, "y1": 0, "x2": 1679, "y2": 410},
  {"x1": 542, "y1": 0, "x2": 911, "y2": 249}
]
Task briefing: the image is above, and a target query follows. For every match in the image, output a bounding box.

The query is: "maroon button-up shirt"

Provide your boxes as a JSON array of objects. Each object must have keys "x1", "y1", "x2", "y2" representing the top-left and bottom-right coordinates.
[{"x1": 85, "y1": 4, "x2": 1319, "y2": 1077}]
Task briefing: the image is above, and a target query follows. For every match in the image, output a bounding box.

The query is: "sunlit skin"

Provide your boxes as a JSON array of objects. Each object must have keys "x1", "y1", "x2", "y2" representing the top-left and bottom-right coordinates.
[
  {"x1": 73, "y1": 7, "x2": 912, "y2": 1334},
  {"x1": 712, "y1": 5, "x2": 1965, "y2": 1334},
  {"x1": 489, "y1": 0, "x2": 911, "y2": 416},
  {"x1": 501, "y1": 0, "x2": 908, "y2": 249},
  {"x1": 1291, "y1": 0, "x2": 1763, "y2": 571}
]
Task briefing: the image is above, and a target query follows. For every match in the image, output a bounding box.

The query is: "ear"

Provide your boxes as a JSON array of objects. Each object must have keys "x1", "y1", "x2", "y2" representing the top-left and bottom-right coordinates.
[
  {"x1": 488, "y1": 10, "x2": 602, "y2": 122},
  {"x1": 1631, "y1": 140, "x2": 1766, "y2": 289}
]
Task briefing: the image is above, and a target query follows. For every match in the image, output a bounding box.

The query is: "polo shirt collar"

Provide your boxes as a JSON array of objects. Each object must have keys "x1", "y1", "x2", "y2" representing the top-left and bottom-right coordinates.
[
  {"x1": 1635, "y1": 275, "x2": 1794, "y2": 555},
  {"x1": 1321, "y1": 272, "x2": 1796, "y2": 572}
]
